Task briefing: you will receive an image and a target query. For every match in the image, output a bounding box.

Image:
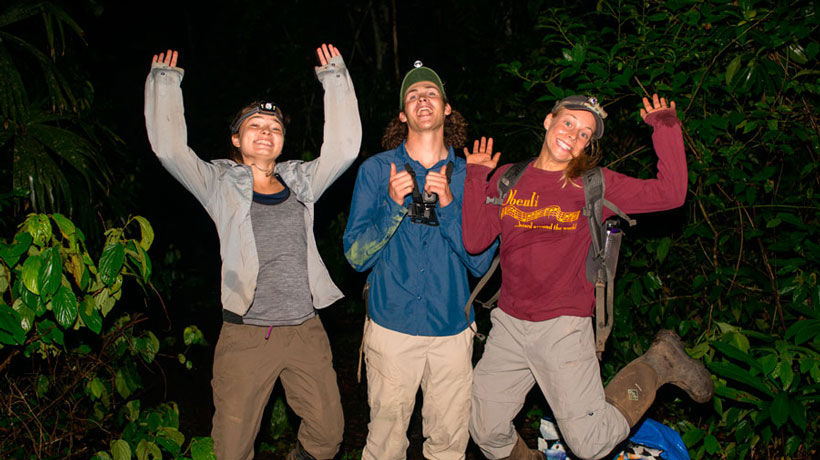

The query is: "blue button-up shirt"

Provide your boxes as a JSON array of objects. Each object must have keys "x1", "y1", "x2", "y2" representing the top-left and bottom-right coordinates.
[{"x1": 344, "y1": 142, "x2": 498, "y2": 336}]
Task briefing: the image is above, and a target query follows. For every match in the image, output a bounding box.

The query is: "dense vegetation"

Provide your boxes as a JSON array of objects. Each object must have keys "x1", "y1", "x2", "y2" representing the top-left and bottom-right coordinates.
[{"x1": 1, "y1": 0, "x2": 817, "y2": 459}]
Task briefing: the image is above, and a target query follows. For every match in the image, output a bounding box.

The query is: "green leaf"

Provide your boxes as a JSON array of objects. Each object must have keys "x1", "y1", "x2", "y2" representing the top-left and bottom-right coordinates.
[
  {"x1": 681, "y1": 427, "x2": 704, "y2": 446},
  {"x1": 190, "y1": 437, "x2": 216, "y2": 460},
  {"x1": 110, "y1": 439, "x2": 131, "y2": 460},
  {"x1": 711, "y1": 340, "x2": 763, "y2": 373},
  {"x1": 99, "y1": 242, "x2": 125, "y2": 287},
  {"x1": 21, "y1": 254, "x2": 42, "y2": 295},
  {"x1": 52, "y1": 285, "x2": 78, "y2": 328},
  {"x1": 79, "y1": 296, "x2": 103, "y2": 334},
  {"x1": 703, "y1": 434, "x2": 719, "y2": 454},
  {"x1": 23, "y1": 214, "x2": 53, "y2": 246},
  {"x1": 770, "y1": 392, "x2": 789, "y2": 428},
  {"x1": 90, "y1": 377, "x2": 104, "y2": 398},
  {"x1": 115, "y1": 369, "x2": 131, "y2": 399},
  {"x1": 51, "y1": 213, "x2": 76, "y2": 238},
  {"x1": 806, "y1": 42, "x2": 819, "y2": 60},
  {"x1": 785, "y1": 319, "x2": 820, "y2": 345},
  {"x1": 655, "y1": 237, "x2": 671, "y2": 263},
  {"x1": 136, "y1": 439, "x2": 162, "y2": 460},
  {"x1": 131, "y1": 216, "x2": 154, "y2": 251},
  {"x1": 37, "y1": 247, "x2": 62, "y2": 297},
  {"x1": 36, "y1": 374, "x2": 49, "y2": 397},
  {"x1": 92, "y1": 452, "x2": 113, "y2": 460},
  {"x1": 267, "y1": 397, "x2": 290, "y2": 439},
  {"x1": 138, "y1": 331, "x2": 160, "y2": 363},
  {"x1": 183, "y1": 325, "x2": 207, "y2": 346},
  {"x1": 124, "y1": 400, "x2": 141, "y2": 422},
  {"x1": 0, "y1": 303, "x2": 26, "y2": 345},
  {"x1": 787, "y1": 43, "x2": 808, "y2": 65},
  {"x1": 708, "y1": 361, "x2": 774, "y2": 397},
  {"x1": 12, "y1": 299, "x2": 35, "y2": 333},
  {"x1": 789, "y1": 397, "x2": 807, "y2": 431},
  {"x1": 158, "y1": 426, "x2": 185, "y2": 448},
  {"x1": 726, "y1": 55, "x2": 741, "y2": 85},
  {"x1": 0, "y1": 232, "x2": 32, "y2": 267}
]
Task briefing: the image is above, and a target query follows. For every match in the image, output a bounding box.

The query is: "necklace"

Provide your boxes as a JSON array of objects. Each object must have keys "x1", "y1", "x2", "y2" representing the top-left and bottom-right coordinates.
[{"x1": 251, "y1": 163, "x2": 275, "y2": 177}]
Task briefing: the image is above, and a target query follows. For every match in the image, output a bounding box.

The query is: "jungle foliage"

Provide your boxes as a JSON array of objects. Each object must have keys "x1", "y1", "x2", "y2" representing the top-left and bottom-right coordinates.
[
  {"x1": 0, "y1": 1, "x2": 124, "y2": 234},
  {"x1": 0, "y1": 212, "x2": 213, "y2": 459},
  {"x1": 494, "y1": 0, "x2": 819, "y2": 458}
]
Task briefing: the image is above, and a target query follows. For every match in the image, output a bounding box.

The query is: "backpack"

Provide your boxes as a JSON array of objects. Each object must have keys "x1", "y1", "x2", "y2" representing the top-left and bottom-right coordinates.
[{"x1": 467, "y1": 159, "x2": 636, "y2": 359}]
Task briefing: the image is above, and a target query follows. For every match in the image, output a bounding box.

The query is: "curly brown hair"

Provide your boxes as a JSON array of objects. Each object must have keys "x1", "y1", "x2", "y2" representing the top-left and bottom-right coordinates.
[
  {"x1": 564, "y1": 139, "x2": 601, "y2": 181},
  {"x1": 380, "y1": 109, "x2": 468, "y2": 151}
]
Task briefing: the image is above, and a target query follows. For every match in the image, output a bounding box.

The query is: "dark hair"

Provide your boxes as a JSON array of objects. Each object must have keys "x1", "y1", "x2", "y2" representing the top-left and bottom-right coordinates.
[
  {"x1": 228, "y1": 100, "x2": 287, "y2": 163},
  {"x1": 565, "y1": 140, "x2": 601, "y2": 180},
  {"x1": 381, "y1": 109, "x2": 468, "y2": 151}
]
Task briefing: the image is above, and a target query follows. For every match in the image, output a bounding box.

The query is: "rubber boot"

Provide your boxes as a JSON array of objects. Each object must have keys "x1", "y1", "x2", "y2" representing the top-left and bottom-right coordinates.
[
  {"x1": 605, "y1": 329, "x2": 714, "y2": 427},
  {"x1": 286, "y1": 441, "x2": 318, "y2": 460},
  {"x1": 502, "y1": 433, "x2": 546, "y2": 460}
]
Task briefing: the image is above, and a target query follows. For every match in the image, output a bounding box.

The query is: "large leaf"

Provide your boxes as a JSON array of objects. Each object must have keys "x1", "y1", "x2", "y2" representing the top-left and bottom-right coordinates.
[
  {"x1": 712, "y1": 339, "x2": 766, "y2": 374},
  {"x1": 190, "y1": 437, "x2": 216, "y2": 460},
  {"x1": 21, "y1": 253, "x2": 42, "y2": 295},
  {"x1": 0, "y1": 231, "x2": 32, "y2": 267},
  {"x1": 708, "y1": 361, "x2": 775, "y2": 397},
  {"x1": 99, "y1": 242, "x2": 124, "y2": 287},
  {"x1": 770, "y1": 391, "x2": 789, "y2": 428},
  {"x1": 110, "y1": 439, "x2": 131, "y2": 460},
  {"x1": 37, "y1": 247, "x2": 62, "y2": 297},
  {"x1": 52, "y1": 285, "x2": 78, "y2": 328},
  {"x1": 79, "y1": 296, "x2": 102, "y2": 334},
  {"x1": 131, "y1": 216, "x2": 154, "y2": 251},
  {"x1": 0, "y1": 303, "x2": 26, "y2": 345}
]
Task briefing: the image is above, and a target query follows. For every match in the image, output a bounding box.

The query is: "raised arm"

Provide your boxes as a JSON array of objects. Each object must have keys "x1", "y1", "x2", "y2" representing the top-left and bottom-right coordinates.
[
  {"x1": 296, "y1": 43, "x2": 362, "y2": 201},
  {"x1": 144, "y1": 49, "x2": 218, "y2": 205},
  {"x1": 605, "y1": 94, "x2": 688, "y2": 215},
  {"x1": 462, "y1": 137, "x2": 504, "y2": 254}
]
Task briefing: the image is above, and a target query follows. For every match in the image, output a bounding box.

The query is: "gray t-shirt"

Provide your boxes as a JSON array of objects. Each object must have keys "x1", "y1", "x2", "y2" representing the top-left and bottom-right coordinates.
[{"x1": 238, "y1": 187, "x2": 314, "y2": 326}]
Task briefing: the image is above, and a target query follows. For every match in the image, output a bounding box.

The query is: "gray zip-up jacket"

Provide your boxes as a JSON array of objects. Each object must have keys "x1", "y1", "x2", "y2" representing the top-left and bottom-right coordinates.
[{"x1": 144, "y1": 55, "x2": 361, "y2": 315}]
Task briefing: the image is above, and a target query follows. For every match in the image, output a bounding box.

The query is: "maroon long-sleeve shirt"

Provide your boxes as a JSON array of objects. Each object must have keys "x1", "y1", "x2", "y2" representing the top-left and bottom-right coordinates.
[{"x1": 462, "y1": 109, "x2": 687, "y2": 321}]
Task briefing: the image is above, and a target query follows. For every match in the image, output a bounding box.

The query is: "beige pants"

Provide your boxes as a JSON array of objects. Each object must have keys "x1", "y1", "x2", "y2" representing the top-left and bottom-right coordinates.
[
  {"x1": 469, "y1": 309, "x2": 629, "y2": 460},
  {"x1": 362, "y1": 319, "x2": 474, "y2": 460},
  {"x1": 211, "y1": 317, "x2": 343, "y2": 460}
]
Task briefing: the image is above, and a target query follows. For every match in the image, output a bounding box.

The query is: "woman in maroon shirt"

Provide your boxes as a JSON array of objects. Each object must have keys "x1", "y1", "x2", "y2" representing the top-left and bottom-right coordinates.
[{"x1": 462, "y1": 95, "x2": 713, "y2": 460}]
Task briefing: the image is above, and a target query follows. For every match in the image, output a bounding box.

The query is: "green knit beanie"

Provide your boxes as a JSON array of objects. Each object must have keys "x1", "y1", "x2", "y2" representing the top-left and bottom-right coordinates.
[{"x1": 399, "y1": 61, "x2": 447, "y2": 110}]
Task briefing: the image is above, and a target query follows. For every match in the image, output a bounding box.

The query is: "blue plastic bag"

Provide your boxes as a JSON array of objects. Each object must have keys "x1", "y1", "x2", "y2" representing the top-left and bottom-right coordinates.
[{"x1": 618, "y1": 418, "x2": 690, "y2": 460}]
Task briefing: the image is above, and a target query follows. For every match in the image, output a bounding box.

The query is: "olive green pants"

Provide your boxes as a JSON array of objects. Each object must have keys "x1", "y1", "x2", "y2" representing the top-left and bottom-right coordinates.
[{"x1": 211, "y1": 317, "x2": 343, "y2": 460}]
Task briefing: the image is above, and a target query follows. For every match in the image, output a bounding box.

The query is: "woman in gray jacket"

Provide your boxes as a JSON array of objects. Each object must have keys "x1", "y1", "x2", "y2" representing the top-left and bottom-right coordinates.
[{"x1": 144, "y1": 44, "x2": 361, "y2": 460}]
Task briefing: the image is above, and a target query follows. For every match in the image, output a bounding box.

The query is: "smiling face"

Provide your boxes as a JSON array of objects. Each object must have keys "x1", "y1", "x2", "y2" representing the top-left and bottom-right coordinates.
[
  {"x1": 398, "y1": 81, "x2": 452, "y2": 134},
  {"x1": 537, "y1": 108, "x2": 597, "y2": 171},
  {"x1": 231, "y1": 113, "x2": 285, "y2": 164}
]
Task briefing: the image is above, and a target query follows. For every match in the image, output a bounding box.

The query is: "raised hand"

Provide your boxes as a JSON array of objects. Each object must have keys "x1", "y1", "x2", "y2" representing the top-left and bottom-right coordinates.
[
  {"x1": 151, "y1": 49, "x2": 178, "y2": 68},
  {"x1": 389, "y1": 162, "x2": 414, "y2": 206},
  {"x1": 463, "y1": 137, "x2": 500, "y2": 170},
  {"x1": 424, "y1": 165, "x2": 454, "y2": 208},
  {"x1": 640, "y1": 94, "x2": 675, "y2": 120},
  {"x1": 316, "y1": 43, "x2": 340, "y2": 67}
]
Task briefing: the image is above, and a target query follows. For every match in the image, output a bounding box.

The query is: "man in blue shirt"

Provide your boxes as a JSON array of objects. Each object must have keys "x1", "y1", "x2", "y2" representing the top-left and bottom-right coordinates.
[{"x1": 344, "y1": 62, "x2": 497, "y2": 460}]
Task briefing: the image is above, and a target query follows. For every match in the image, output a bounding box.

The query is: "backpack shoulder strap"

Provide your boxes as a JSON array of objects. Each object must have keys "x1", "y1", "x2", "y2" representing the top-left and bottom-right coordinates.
[
  {"x1": 582, "y1": 166, "x2": 606, "y2": 258},
  {"x1": 486, "y1": 158, "x2": 535, "y2": 205}
]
